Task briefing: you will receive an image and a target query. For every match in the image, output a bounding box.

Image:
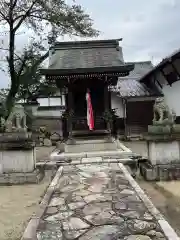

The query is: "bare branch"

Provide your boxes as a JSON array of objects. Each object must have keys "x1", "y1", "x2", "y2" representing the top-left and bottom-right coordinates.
[
  {"x1": 12, "y1": 0, "x2": 18, "y2": 10},
  {"x1": 0, "y1": 47, "x2": 26, "y2": 62},
  {"x1": 0, "y1": 10, "x2": 9, "y2": 23},
  {"x1": 13, "y1": 1, "x2": 36, "y2": 32}
]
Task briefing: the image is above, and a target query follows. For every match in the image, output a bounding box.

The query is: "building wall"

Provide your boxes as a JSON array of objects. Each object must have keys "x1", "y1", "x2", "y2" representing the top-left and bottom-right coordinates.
[
  {"x1": 153, "y1": 71, "x2": 180, "y2": 116},
  {"x1": 35, "y1": 109, "x2": 64, "y2": 117},
  {"x1": 31, "y1": 96, "x2": 65, "y2": 135},
  {"x1": 37, "y1": 96, "x2": 65, "y2": 107},
  {"x1": 36, "y1": 93, "x2": 126, "y2": 119},
  {"x1": 32, "y1": 117, "x2": 63, "y2": 136},
  {"x1": 162, "y1": 81, "x2": 180, "y2": 116},
  {"x1": 111, "y1": 93, "x2": 125, "y2": 118},
  {"x1": 35, "y1": 96, "x2": 65, "y2": 118}
]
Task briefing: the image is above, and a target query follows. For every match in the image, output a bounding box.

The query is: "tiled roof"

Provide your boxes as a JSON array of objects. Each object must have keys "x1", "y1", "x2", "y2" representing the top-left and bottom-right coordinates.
[
  {"x1": 49, "y1": 39, "x2": 125, "y2": 70},
  {"x1": 120, "y1": 61, "x2": 153, "y2": 80},
  {"x1": 140, "y1": 48, "x2": 180, "y2": 83},
  {"x1": 110, "y1": 79, "x2": 154, "y2": 97},
  {"x1": 109, "y1": 61, "x2": 162, "y2": 97}
]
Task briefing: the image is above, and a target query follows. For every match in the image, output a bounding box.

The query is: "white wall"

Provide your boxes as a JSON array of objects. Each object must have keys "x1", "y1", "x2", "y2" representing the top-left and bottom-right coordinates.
[
  {"x1": 37, "y1": 96, "x2": 65, "y2": 107},
  {"x1": 36, "y1": 96, "x2": 65, "y2": 117},
  {"x1": 111, "y1": 93, "x2": 125, "y2": 118},
  {"x1": 162, "y1": 81, "x2": 180, "y2": 116},
  {"x1": 35, "y1": 109, "x2": 64, "y2": 117}
]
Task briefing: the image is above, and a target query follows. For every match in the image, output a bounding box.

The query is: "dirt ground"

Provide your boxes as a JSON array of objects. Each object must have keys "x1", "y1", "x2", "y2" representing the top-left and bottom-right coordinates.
[
  {"x1": 138, "y1": 178, "x2": 180, "y2": 236},
  {"x1": 0, "y1": 147, "x2": 55, "y2": 240},
  {"x1": 122, "y1": 141, "x2": 180, "y2": 236},
  {"x1": 0, "y1": 172, "x2": 53, "y2": 240}
]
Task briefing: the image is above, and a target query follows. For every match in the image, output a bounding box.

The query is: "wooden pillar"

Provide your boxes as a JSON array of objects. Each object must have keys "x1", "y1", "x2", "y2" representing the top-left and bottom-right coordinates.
[
  {"x1": 104, "y1": 81, "x2": 111, "y2": 134},
  {"x1": 67, "y1": 85, "x2": 74, "y2": 143},
  {"x1": 123, "y1": 99, "x2": 127, "y2": 139}
]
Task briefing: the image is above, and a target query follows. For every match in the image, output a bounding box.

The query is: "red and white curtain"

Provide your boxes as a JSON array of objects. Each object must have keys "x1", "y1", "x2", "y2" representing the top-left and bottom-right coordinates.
[{"x1": 86, "y1": 89, "x2": 94, "y2": 130}]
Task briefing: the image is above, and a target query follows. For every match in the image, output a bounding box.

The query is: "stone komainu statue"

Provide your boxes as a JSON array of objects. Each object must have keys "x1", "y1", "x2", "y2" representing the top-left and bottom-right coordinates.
[
  {"x1": 4, "y1": 105, "x2": 27, "y2": 132},
  {"x1": 153, "y1": 97, "x2": 176, "y2": 125}
]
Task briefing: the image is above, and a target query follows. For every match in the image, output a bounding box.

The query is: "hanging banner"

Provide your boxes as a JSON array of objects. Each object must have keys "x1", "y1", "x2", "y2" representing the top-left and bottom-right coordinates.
[{"x1": 86, "y1": 89, "x2": 94, "y2": 130}]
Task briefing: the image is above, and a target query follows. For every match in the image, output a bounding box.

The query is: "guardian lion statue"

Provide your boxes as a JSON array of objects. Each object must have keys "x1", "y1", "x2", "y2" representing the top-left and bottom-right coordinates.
[{"x1": 153, "y1": 97, "x2": 176, "y2": 125}]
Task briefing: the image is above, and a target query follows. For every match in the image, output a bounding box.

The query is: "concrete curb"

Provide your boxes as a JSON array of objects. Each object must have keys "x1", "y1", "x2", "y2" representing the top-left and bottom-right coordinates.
[
  {"x1": 50, "y1": 149, "x2": 135, "y2": 161},
  {"x1": 119, "y1": 163, "x2": 180, "y2": 240},
  {"x1": 21, "y1": 166, "x2": 63, "y2": 240},
  {"x1": 114, "y1": 138, "x2": 132, "y2": 153},
  {"x1": 37, "y1": 158, "x2": 137, "y2": 168}
]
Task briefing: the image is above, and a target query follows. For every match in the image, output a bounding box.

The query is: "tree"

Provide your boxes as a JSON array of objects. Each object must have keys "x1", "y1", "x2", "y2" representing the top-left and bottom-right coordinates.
[
  {"x1": 0, "y1": 48, "x2": 58, "y2": 103},
  {"x1": 0, "y1": 0, "x2": 99, "y2": 119}
]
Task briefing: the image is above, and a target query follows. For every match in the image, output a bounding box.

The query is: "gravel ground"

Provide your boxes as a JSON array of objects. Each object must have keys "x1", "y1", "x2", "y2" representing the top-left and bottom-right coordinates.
[
  {"x1": 138, "y1": 180, "x2": 180, "y2": 237},
  {"x1": 0, "y1": 172, "x2": 53, "y2": 240},
  {"x1": 0, "y1": 147, "x2": 55, "y2": 240}
]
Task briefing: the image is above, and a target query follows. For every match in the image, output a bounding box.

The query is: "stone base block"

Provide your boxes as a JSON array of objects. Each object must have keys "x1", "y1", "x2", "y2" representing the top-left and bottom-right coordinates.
[
  {"x1": 140, "y1": 163, "x2": 158, "y2": 181},
  {"x1": 140, "y1": 162, "x2": 180, "y2": 181},
  {"x1": 0, "y1": 148, "x2": 36, "y2": 173},
  {"x1": 56, "y1": 141, "x2": 65, "y2": 152},
  {"x1": 148, "y1": 140, "x2": 180, "y2": 165},
  {"x1": 0, "y1": 168, "x2": 44, "y2": 185},
  {"x1": 172, "y1": 124, "x2": 180, "y2": 133},
  {"x1": 148, "y1": 125, "x2": 171, "y2": 135}
]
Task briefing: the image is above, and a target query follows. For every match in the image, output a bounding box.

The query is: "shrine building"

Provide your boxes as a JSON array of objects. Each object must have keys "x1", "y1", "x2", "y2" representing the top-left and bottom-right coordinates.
[{"x1": 40, "y1": 38, "x2": 163, "y2": 140}]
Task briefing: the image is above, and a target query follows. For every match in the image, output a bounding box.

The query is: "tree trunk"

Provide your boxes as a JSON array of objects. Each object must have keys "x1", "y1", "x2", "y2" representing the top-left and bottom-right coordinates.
[{"x1": 5, "y1": 82, "x2": 19, "y2": 120}]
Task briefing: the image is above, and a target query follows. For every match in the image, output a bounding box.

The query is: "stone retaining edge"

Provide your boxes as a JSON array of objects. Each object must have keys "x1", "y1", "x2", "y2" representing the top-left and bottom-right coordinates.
[
  {"x1": 113, "y1": 138, "x2": 132, "y2": 153},
  {"x1": 21, "y1": 166, "x2": 63, "y2": 240},
  {"x1": 50, "y1": 149, "x2": 135, "y2": 161},
  {"x1": 37, "y1": 158, "x2": 137, "y2": 168},
  {"x1": 119, "y1": 163, "x2": 180, "y2": 240}
]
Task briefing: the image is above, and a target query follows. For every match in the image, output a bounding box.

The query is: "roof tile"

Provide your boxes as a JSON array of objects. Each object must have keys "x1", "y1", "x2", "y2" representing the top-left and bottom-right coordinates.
[
  {"x1": 49, "y1": 44, "x2": 124, "y2": 70},
  {"x1": 110, "y1": 61, "x2": 160, "y2": 97}
]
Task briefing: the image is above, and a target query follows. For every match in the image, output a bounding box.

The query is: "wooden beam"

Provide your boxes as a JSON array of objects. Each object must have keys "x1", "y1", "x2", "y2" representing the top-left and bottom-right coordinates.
[
  {"x1": 160, "y1": 68, "x2": 171, "y2": 86},
  {"x1": 171, "y1": 61, "x2": 180, "y2": 79},
  {"x1": 154, "y1": 74, "x2": 162, "y2": 88}
]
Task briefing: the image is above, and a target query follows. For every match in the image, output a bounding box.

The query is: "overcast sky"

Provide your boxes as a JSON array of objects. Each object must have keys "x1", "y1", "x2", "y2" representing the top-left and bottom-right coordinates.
[{"x1": 0, "y1": 0, "x2": 180, "y2": 88}]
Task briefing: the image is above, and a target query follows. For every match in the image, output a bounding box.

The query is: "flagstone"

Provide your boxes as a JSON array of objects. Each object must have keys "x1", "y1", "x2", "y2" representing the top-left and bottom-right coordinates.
[
  {"x1": 62, "y1": 217, "x2": 90, "y2": 231},
  {"x1": 120, "y1": 189, "x2": 135, "y2": 195},
  {"x1": 48, "y1": 197, "x2": 65, "y2": 207},
  {"x1": 36, "y1": 162, "x2": 168, "y2": 240},
  {"x1": 64, "y1": 229, "x2": 87, "y2": 240},
  {"x1": 124, "y1": 236, "x2": 151, "y2": 240},
  {"x1": 61, "y1": 184, "x2": 85, "y2": 193},
  {"x1": 78, "y1": 225, "x2": 121, "y2": 240},
  {"x1": 45, "y1": 211, "x2": 74, "y2": 221},
  {"x1": 68, "y1": 201, "x2": 86, "y2": 210},
  {"x1": 83, "y1": 202, "x2": 111, "y2": 215},
  {"x1": 84, "y1": 193, "x2": 112, "y2": 203}
]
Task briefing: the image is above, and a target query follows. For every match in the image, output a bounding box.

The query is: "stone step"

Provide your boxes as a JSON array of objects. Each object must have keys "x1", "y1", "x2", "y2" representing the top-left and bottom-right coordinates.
[
  {"x1": 72, "y1": 130, "x2": 109, "y2": 137},
  {"x1": 73, "y1": 138, "x2": 113, "y2": 145},
  {"x1": 50, "y1": 150, "x2": 136, "y2": 161},
  {"x1": 65, "y1": 142, "x2": 117, "y2": 153},
  {"x1": 36, "y1": 158, "x2": 137, "y2": 169}
]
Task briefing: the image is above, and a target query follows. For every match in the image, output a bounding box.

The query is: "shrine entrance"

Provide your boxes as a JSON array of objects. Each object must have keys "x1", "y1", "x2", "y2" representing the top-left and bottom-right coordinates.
[{"x1": 71, "y1": 79, "x2": 106, "y2": 131}]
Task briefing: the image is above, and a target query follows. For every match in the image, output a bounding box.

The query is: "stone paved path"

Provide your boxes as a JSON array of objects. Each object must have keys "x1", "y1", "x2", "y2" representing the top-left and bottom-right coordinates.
[{"x1": 35, "y1": 162, "x2": 171, "y2": 240}]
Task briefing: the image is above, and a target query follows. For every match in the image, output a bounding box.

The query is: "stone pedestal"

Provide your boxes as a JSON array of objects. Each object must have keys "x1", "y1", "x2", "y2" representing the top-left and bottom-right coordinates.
[
  {"x1": 0, "y1": 149, "x2": 35, "y2": 173},
  {"x1": 148, "y1": 141, "x2": 180, "y2": 165},
  {"x1": 141, "y1": 138, "x2": 180, "y2": 181},
  {"x1": 0, "y1": 132, "x2": 43, "y2": 184}
]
